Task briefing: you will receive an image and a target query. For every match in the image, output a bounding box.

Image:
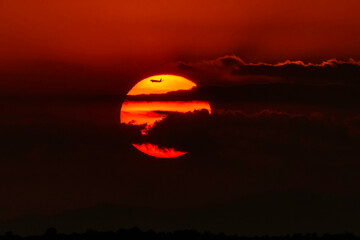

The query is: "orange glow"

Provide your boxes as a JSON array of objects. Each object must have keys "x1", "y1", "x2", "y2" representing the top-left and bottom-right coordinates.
[
  {"x1": 121, "y1": 74, "x2": 211, "y2": 158},
  {"x1": 120, "y1": 100, "x2": 211, "y2": 134},
  {"x1": 132, "y1": 143, "x2": 186, "y2": 158},
  {"x1": 127, "y1": 75, "x2": 196, "y2": 95}
]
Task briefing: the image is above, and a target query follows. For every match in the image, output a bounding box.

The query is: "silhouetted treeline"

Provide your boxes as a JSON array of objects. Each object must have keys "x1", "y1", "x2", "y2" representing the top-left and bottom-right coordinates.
[{"x1": 0, "y1": 228, "x2": 358, "y2": 240}]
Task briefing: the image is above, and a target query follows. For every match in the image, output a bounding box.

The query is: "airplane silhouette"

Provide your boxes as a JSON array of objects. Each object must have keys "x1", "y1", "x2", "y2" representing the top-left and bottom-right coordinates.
[{"x1": 150, "y1": 78, "x2": 162, "y2": 83}]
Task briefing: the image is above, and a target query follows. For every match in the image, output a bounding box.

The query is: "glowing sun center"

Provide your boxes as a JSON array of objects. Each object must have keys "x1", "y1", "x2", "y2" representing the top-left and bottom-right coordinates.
[
  {"x1": 127, "y1": 74, "x2": 196, "y2": 95},
  {"x1": 120, "y1": 74, "x2": 211, "y2": 159}
]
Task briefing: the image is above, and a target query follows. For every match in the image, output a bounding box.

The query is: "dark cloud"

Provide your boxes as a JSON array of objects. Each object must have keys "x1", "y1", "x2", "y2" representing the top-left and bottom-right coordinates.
[
  {"x1": 177, "y1": 56, "x2": 360, "y2": 86},
  {"x1": 146, "y1": 108, "x2": 358, "y2": 154},
  {"x1": 140, "y1": 109, "x2": 360, "y2": 186}
]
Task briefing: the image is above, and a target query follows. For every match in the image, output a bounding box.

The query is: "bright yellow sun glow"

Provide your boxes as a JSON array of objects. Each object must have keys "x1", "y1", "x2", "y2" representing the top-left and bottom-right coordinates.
[{"x1": 127, "y1": 74, "x2": 196, "y2": 95}]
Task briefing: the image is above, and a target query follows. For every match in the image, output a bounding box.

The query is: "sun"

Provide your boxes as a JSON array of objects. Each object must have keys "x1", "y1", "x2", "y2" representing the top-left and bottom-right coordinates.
[
  {"x1": 120, "y1": 74, "x2": 211, "y2": 159},
  {"x1": 127, "y1": 74, "x2": 197, "y2": 95}
]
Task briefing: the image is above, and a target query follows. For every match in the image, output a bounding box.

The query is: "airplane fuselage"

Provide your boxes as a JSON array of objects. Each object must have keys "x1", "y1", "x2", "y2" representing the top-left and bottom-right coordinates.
[{"x1": 150, "y1": 78, "x2": 162, "y2": 83}]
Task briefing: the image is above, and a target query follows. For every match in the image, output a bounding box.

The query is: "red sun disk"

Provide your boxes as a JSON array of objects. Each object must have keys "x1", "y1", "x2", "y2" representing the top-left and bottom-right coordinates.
[
  {"x1": 120, "y1": 74, "x2": 211, "y2": 158},
  {"x1": 132, "y1": 143, "x2": 187, "y2": 158}
]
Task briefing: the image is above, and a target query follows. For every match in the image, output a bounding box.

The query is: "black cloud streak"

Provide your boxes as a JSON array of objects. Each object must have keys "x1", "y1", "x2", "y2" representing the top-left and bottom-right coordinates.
[{"x1": 126, "y1": 84, "x2": 360, "y2": 109}]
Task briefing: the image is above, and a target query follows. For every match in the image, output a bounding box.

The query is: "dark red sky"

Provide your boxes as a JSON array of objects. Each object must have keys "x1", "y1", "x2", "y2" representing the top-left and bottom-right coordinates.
[
  {"x1": 1, "y1": 0, "x2": 360, "y2": 237},
  {"x1": 1, "y1": 0, "x2": 360, "y2": 96},
  {"x1": 1, "y1": 0, "x2": 360, "y2": 65}
]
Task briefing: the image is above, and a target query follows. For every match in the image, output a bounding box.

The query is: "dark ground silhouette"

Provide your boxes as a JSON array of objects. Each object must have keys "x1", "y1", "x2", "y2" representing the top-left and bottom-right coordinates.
[{"x1": 0, "y1": 228, "x2": 358, "y2": 240}]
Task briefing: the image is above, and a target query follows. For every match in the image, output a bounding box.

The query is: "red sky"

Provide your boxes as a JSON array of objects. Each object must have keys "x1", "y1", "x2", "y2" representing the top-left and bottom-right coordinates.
[
  {"x1": 1, "y1": 0, "x2": 360, "y2": 66},
  {"x1": 1, "y1": 1, "x2": 360, "y2": 236}
]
